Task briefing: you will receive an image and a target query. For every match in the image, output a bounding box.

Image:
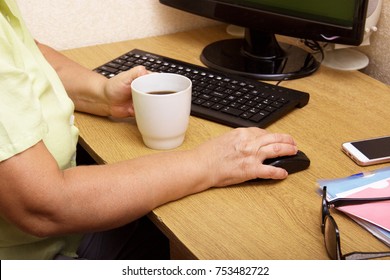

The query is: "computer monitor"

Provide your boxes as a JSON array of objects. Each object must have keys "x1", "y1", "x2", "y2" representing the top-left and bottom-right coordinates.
[{"x1": 159, "y1": 0, "x2": 369, "y2": 80}]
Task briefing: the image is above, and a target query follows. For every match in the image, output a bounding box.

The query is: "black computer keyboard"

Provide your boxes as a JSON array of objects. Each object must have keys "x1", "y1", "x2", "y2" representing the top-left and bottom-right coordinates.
[{"x1": 94, "y1": 49, "x2": 310, "y2": 128}]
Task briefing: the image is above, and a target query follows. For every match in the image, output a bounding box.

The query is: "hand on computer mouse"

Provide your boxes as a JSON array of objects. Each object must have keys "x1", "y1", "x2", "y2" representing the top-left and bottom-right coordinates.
[
  {"x1": 195, "y1": 127, "x2": 299, "y2": 186},
  {"x1": 245, "y1": 151, "x2": 310, "y2": 183},
  {"x1": 263, "y1": 150, "x2": 310, "y2": 175}
]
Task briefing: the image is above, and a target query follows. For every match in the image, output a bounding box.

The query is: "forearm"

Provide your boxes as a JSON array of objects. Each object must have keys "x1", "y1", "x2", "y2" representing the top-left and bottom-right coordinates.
[
  {"x1": 0, "y1": 142, "x2": 210, "y2": 237},
  {"x1": 59, "y1": 149, "x2": 209, "y2": 233},
  {"x1": 36, "y1": 41, "x2": 110, "y2": 116}
]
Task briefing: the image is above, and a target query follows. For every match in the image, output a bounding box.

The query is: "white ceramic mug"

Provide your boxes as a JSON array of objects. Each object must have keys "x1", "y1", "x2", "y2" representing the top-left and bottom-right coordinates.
[{"x1": 131, "y1": 73, "x2": 192, "y2": 150}]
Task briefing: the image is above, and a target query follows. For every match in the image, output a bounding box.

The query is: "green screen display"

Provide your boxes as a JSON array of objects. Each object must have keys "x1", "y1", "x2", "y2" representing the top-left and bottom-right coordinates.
[{"x1": 225, "y1": 0, "x2": 357, "y2": 26}]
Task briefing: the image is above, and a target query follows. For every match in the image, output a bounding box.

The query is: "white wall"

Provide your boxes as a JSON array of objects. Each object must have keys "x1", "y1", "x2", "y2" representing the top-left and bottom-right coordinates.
[
  {"x1": 359, "y1": 1, "x2": 390, "y2": 85},
  {"x1": 16, "y1": 0, "x2": 390, "y2": 85},
  {"x1": 16, "y1": 0, "x2": 217, "y2": 50}
]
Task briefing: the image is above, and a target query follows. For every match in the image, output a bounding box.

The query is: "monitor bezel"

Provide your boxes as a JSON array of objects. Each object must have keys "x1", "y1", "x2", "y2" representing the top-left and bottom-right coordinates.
[{"x1": 159, "y1": 0, "x2": 369, "y2": 46}]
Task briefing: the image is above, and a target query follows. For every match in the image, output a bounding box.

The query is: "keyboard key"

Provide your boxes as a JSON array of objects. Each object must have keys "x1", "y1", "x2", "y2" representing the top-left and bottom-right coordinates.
[{"x1": 222, "y1": 107, "x2": 244, "y2": 116}]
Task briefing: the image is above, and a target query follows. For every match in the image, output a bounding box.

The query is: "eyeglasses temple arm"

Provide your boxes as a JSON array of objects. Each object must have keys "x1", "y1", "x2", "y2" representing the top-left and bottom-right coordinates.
[
  {"x1": 344, "y1": 251, "x2": 390, "y2": 260},
  {"x1": 332, "y1": 197, "x2": 390, "y2": 207}
]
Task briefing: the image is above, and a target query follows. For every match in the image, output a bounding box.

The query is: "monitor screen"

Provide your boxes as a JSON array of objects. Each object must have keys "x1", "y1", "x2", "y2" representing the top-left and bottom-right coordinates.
[{"x1": 159, "y1": 0, "x2": 369, "y2": 80}]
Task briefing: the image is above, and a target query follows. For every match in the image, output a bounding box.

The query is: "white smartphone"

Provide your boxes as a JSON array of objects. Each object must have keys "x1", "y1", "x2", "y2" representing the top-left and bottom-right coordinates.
[{"x1": 342, "y1": 136, "x2": 390, "y2": 166}]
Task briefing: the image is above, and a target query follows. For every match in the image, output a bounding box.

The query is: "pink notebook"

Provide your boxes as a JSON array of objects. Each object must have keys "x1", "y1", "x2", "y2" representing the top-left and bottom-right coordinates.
[{"x1": 337, "y1": 178, "x2": 390, "y2": 231}]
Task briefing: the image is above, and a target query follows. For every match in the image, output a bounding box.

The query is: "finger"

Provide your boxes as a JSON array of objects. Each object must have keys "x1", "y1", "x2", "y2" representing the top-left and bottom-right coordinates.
[
  {"x1": 131, "y1": 65, "x2": 149, "y2": 76},
  {"x1": 257, "y1": 142, "x2": 298, "y2": 161},
  {"x1": 115, "y1": 66, "x2": 149, "y2": 86},
  {"x1": 256, "y1": 165, "x2": 289, "y2": 180},
  {"x1": 255, "y1": 132, "x2": 297, "y2": 148}
]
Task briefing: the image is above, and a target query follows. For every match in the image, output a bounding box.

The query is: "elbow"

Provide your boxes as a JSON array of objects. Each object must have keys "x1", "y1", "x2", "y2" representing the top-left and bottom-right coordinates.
[
  {"x1": 21, "y1": 226, "x2": 51, "y2": 239},
  {"x1": 4, "y1": 207, "x2": 69, "y2": 238},
  {"x1": 12, "y1": 216, "x2": 58, "y2": 238}
]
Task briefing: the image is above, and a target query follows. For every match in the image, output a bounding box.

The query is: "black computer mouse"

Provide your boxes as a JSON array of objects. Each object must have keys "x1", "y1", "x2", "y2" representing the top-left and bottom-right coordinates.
[{"x1": 263, "y1": 150, "x2": 310, "y2": 174}]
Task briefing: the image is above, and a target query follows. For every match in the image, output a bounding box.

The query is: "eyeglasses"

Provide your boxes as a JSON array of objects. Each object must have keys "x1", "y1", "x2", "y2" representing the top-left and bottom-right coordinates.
[{"x1": 321, "y1": 186, "x2": 390, "y2": 260}]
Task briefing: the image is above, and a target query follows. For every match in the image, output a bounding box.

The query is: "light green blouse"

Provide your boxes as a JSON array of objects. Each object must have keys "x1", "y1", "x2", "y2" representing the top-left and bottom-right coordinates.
[{"x1": 0, "y1": 0, "x2": 82, "y2": 259}]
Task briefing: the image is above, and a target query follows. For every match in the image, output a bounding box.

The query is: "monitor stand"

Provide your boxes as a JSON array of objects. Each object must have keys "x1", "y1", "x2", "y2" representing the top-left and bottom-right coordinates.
[
  {"x1": 200, "y1": 27, "x2": 320, "y2": 81},
  {"x1": 322, "y1": 48, "x2": 369, "y2": 71}
]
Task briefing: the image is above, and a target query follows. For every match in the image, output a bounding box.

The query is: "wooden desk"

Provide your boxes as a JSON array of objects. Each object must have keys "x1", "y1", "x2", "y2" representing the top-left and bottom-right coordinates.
[{"x1": 62, "y1": 25, "x2": 390, "y2": 259}]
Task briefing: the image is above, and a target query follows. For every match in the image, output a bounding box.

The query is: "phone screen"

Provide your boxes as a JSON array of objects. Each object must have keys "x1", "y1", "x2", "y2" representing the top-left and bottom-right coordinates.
[{"x1": 350, "y1": 137, "x2": 390, "y2": 159}]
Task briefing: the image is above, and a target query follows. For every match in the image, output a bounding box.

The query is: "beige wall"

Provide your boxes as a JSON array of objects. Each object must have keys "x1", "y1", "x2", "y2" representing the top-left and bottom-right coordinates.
[
  {"x1": 15, "y1": 0, "x2": 217, "y2": 50},
  {"x1": 359, "y1": 1, "x2": 390, "y2": 84},
  {"x1": 16, "y1": 0, "x2": 390, "y2": 85}
]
